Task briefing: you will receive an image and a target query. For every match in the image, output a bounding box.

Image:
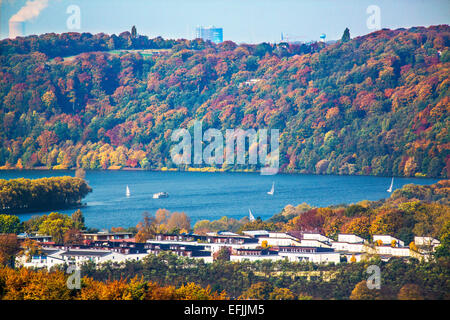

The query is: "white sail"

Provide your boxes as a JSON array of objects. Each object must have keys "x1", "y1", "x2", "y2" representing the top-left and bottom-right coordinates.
[
  {"x1": 126, "y1": 185, "x2": 130, "y2": 197},
  {"x1": 267, "y1": 182, "x2": 275, "y2": 195},
  {"x1": 387, "y1": 177, "x2": 394, "y2": 193},
  {"x1": 249, "y1": 209, "x2": 256, "y2": 222}
]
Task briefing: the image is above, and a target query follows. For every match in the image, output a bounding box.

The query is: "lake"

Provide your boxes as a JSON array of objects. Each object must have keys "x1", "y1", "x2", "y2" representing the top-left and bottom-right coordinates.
[{"x1": 0, "y1": 170, "x2": 439, "y2": 230}]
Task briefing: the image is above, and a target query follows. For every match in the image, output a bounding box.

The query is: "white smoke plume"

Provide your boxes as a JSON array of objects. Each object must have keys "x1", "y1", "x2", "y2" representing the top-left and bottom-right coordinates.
[
  {"x1": 9, "y1": 0, "x2": 49, "y2": 22},
  {"x1": 9, "y1": 0, "x2": 49, "y2": 38}
]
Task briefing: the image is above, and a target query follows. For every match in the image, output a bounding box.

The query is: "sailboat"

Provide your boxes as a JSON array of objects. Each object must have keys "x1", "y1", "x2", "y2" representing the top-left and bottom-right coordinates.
[
  {"x1": 126, "y1": 185, "x2": 130, "y2": 197},
  {"x1": 387, "y1": 177, "x2": 394, "y2": 193},
  {"x1": 249, "y1": 209, "x2": 256, "y2": 222},
  {"x1": 267, "y1": 182, "x2": 275, "y2": 195}
]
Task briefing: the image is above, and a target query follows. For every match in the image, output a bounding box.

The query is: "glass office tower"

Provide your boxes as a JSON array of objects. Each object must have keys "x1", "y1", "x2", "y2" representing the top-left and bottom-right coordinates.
[{"x1": 195, "y1": 26, "x2": 223, "y2": 44}]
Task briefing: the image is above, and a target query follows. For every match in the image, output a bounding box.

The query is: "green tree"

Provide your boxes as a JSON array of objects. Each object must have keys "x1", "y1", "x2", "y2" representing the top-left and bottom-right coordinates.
[
  {"x1": 23, "y1": 215, "x2": 46, "y2": 234},
  {"x1": 434, "y1": 221, "x2": 450, "y2": 258},
  {"x1": 131, "y1": 26, "x2": 137, "y2": 39},
  {"x1": 0, "y1": 214, "x2": 22, "y2": 234},
  {"x1": 71, "y1": 209, "x2": 86, "y2": 230},
  {"x1": 38, "y1": 212, "x2": 74, "y2": 244},
  {"x1": 213, "y1": 247, "x2": 231, "y2": 262},
  {"x1": 341, "y1": 28, "x2": 350, "y2": 42}
]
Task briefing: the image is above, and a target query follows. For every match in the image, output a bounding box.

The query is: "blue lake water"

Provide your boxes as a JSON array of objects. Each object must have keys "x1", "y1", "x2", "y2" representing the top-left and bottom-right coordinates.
[{"x1": 0, "y1": 170, "x2": 439, "y2": 230}]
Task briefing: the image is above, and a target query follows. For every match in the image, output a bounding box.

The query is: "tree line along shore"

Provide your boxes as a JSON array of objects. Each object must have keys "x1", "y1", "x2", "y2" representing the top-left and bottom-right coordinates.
[{"x1": 0, "y1": 178, "x2": 449, "y2": 300}]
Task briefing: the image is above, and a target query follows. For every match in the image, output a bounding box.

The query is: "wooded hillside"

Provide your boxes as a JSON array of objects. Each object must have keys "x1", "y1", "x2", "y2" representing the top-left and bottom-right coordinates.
[{"x1": 0, "y1": 25, "x2": 448, "y2": 177}]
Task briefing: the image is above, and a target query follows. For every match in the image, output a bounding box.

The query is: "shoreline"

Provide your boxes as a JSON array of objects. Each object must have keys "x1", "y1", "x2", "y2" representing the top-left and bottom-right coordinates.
[
  {"x1": 0, "y1": 167, "x2": 443, "y2": 180},
  {"x1": 1, "y1": 203, "x2": 87, "y2": 216}
]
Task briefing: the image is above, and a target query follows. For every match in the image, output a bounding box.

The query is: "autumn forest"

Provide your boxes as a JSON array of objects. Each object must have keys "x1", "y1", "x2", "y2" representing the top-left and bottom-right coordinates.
[
  {"x1": 0, "y1": 22, "x2": 450, "y2": 303},
  {"x1": 0, "y1": 25, "x2": 448, "y2": 177}
]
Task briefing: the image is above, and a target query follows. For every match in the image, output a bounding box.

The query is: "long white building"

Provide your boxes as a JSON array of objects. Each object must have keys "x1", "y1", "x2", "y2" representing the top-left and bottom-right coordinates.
[
  {"x1": 20, "y1": 247, "x2": 148, "y2": 270},
  {"x1": 16, "y1": 230, "x2": 432, "y2": 268}
]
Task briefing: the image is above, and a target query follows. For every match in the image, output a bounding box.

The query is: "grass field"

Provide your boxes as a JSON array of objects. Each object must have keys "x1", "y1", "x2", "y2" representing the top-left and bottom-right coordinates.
[{"x1": 48, "y1": 48, "x2": 172, "y2": 63}]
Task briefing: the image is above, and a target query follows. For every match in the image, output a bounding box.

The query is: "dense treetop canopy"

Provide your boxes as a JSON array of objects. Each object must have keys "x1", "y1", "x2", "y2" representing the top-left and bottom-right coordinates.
[{"x1": 0, "y1": 25, "x2": 448, "y2": 177}]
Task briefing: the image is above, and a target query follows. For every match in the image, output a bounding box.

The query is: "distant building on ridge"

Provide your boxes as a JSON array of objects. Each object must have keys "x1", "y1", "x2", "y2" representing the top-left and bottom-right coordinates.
[
  {"x1": 320, "y1": 33, "x2": 326, "y2": 42},
  {"x1": 196, "y1": 26, "x2": 223, "y2": 44}
]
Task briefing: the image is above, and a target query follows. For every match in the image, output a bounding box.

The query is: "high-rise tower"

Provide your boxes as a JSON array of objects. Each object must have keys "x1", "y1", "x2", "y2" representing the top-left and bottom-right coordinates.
[{"x1": 195, "y1": 26, "x2": 223, "y2": 44}]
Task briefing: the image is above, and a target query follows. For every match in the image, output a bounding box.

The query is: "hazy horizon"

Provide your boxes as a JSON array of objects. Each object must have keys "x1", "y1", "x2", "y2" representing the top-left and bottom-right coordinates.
[{"x1": 1, "y1": 0, "x2": 449, "y2": 43}]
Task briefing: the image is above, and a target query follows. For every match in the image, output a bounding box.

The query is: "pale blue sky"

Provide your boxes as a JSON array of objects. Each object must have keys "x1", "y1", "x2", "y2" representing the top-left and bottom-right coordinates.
[{"x1": 1, "y1": 0, "x2": 449, "y2": 43}]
